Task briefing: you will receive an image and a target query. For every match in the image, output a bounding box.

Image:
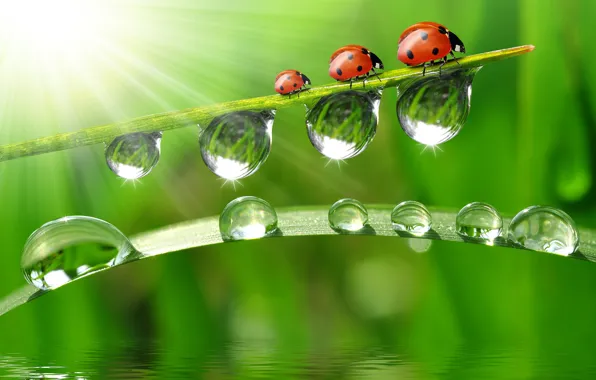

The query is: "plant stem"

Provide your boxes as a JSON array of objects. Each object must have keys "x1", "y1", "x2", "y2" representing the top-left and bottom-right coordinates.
[{"x1": 0, "y1": 45, "x2": 534, "y2": 162}]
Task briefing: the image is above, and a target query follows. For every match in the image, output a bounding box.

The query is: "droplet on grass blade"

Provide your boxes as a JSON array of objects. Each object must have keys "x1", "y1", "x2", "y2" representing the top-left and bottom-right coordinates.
[
  {"x1": 391, "y1": 201, "x2": 432, "y2": 236},
  {"x1": 328, "y1": 198, "x2": 368, "y2": 233},
  {"x1": 306, "y1": 89, "x2": 381, "y2": 160},
  {"x1": 21, "y1": 216, "x2": 136, "y2": 290},
  {"x1": 219, "y1": 196, "x2": 279, "y2": 241},
  {"x1": 199, "y1": 111, "x2": 274, "y2": 180},
  {"x1": 456, "y1": 202, "x2": 503, "y2": 243},
  {"x1": 105, "y1": 132, "x2": 162, "y2": 179}
]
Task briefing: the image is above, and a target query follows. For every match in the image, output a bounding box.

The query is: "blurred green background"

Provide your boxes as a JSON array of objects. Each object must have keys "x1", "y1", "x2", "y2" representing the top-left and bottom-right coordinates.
[{"x1": 1, "y1": 0, "x2": 596, "y2": 377}]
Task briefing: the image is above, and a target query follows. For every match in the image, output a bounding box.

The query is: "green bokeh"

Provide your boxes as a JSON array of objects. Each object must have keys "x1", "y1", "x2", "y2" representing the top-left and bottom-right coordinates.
[{"x1": 1, "y1": 0, "x2": 595, "y2": 377}]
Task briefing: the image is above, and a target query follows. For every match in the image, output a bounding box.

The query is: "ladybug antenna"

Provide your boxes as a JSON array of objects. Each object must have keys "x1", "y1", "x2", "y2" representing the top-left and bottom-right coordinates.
[
  {"x1": 369, "y1": 52, "x2": 384, "y2": 70},
  {"x1": 449, "y1": 32, "x2": 465, "y2": 54},
  {"x1": 301, "y1": 73, "x2": 311, "y2": 85}
]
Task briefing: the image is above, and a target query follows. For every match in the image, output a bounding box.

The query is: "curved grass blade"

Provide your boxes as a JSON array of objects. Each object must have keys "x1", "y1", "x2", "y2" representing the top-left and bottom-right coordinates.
[{"x1": 2, "y1": 201, "x2": 595, "y2": 318}]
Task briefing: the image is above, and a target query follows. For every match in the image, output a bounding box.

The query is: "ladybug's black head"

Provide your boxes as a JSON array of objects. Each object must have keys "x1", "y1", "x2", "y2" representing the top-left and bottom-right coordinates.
[
  {"x1": 449, "y1": 31, "x2": 465, "y2": 54},
  {"x1": 300, "y1": 73, "x2": 311, "y2": 85},
  {"x1": 369, "y1": 52, "x2": 384, "y2": 70}
]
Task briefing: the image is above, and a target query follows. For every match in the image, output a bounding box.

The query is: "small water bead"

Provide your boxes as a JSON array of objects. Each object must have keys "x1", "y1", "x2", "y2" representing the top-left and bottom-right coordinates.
[
  {"x1": 305, "y1": 89, "x2": 381, "y2": 160},
  {"x1": 199, "y1": 111, "x2": 274, "y2": 180},
  {"x1": 507, "y1": 206, "x2": 579, "y2": 256},
  {"x1": 456, "y1": 202, "x2": 503, "y2": 242},
  {"x1": 219, "y1": 196, "x2": 279, "y2": 242},
  {"x1": 391, "y1": 201, "x2": 432, "y2": 236},
  {"x1": 328, "y1": 198, "x2": 368, "y2": 233},
  {"x1": 21, "y1": 216, "x2": 136, "y2": 290},
  {"x1": 396, "y1": 68, "x2": 478, "y2": 146},
  {"x1": 105, "y1": 132, "x2": 162, "y2": 179}
]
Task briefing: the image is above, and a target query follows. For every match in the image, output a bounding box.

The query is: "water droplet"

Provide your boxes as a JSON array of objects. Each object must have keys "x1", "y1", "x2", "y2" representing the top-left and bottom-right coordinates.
[
  {"x1": 219, "y1": 196, "x2": 278, "y2": 241},
  {"x1": 396, "y1": 68, "x2": 478, "y2": 146},
  {"x1": 456, "y1": 202, "x2": 503, "y2": 242},
  {"x1": 507, "y1": 206, "x2": 580, "y2": 255},
  {"x1": 391, "y1": 201, "x2": 432, "y2": 236},
  {"x1": 105, "y1": 132, "x2": 162, "y2": 179},
  {"x1": 21, "y1": 216, "x2": 136, "y2": 290},
  {"x1": 199, "y1": 111, "x2": 274, "y2": 180},
  {"x1": 408, "y1": 238, "x2": 432, "y2": 253},
  {"x1": 328, "y1": 198, "x2": 368, "y2": 232},
  {"x1": 306, "y1": 89, "x2": 381, "y2": 159}
]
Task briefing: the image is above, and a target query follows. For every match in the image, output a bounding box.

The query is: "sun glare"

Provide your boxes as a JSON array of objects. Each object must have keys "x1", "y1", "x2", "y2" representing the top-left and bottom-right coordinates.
[{"x1": 0, "y1": 0, "x2": 106, "y2": 55}]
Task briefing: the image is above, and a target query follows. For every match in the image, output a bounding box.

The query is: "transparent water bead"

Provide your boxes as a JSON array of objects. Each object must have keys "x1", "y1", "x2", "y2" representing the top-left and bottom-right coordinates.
[
  {"x1": 396, "y1": 68, "x2": 478, "y2": 146},
  {"x1": 391, "y1": 201, "x2": 432, "y2": 236},
  {"x1": 219, "y1": 196, "x2": 279, "y2": 242},
  {"x1": 105, "y1": 132, "x2": 162, "y2": 179},
  {"x1": 306, "y1": 89, "x2": 381, "y2": 160},
  {"x1": 456, "y1": 202, "x2": 503, "y2": 242},
  {"x1": 21, "y1": 216, "x2": 136, "y2": 290},
  {"x1": 199, "y1": 110, "x2": 274, "y2": 180},
  {"x1": 507, "y1": 206, "x2": 580, "y2": 256},
  {"x1": 328, "y1": 198, "x2": 368, "y2": 233}
]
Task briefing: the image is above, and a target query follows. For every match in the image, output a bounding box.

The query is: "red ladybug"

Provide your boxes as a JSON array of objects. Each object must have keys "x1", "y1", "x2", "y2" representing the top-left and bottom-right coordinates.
[
  {"x1": 275, "y1": 70, "x2": 311, "y2": 96},
  {"x1": 329, "y1": 44, "x2": 384, "y2": 88},
  {"x1": 397, "y1": 22, "x2": 465, "y2": 75}
]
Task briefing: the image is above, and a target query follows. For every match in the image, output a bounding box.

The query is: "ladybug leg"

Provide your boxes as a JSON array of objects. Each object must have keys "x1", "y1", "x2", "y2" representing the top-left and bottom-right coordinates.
[
  {"x1": 439, "y1": 56, "x2": 448, "y2": 78},
  {"x1": 422, "y1": 64, "x2": 426, "y2": 76},
  {"x1": 450, "y1": 51, "x2": 461, "y2": 65},
  {"x1": 371, "y1": 68, "x2": 382, "y2": 82},
  {"x1": 349, "y1": 79, "x2": 353, "y2": 89}
]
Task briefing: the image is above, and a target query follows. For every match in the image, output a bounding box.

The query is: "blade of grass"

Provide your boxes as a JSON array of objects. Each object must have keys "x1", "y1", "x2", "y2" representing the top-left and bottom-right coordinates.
[
  {"x1": 0, "y1": 46, "x2": 534, "y2": 162},
  {"x1": 1, "y1": 200, "x2": 594, "y2": 318}
]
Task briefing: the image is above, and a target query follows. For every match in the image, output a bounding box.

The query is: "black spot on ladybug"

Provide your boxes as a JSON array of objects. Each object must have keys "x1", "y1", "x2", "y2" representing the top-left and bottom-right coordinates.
[
  {"x1": 336, "y1": 68, "x2": 343, "y2": 76},
  {"x1": 347, "y1": 53, "x2": 354, "y2": 60},
  {"x1": 293, "y1": 83, "x2": 297, "y2": 87},
  {"x1": 286, "y1": 75, "x2": 292, "y2": 80},
  {"x1": 280, "y1": 86, "x2": 284, "y2": 91},
  {"x1": 406, "y1": 50, "x2": 414, "y2": 59},
  {"x1": 438, "y1": 26, "x2": 447, "y2": 34},
  {"x1": 420, "y1": 31, "x2": 428, "y2": 40},
  {"x1": 357, "y1": 65, "x2": 363, "y2": 72},
  {"x1": 361, "y1": 47, "x2": 368, "y2": 54},
  {"x1": 432, "y1": 47, "x2": 439, "y2": 55}
]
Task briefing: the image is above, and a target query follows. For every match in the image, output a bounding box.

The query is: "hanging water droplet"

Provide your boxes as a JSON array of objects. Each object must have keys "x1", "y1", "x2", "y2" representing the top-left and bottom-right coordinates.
[
  {"x1": 456, "y1": 202, "x2": 503, "y2": 242},
  {"x1": 199, "y1": 110, "x2": 274, "y2": 180},
  {"x1": 408, "y1": 238, "x2": 432, "y2": 253},
  {"x1": 507, "y1": 206, "x2": 580, "y2": 256},
  {"x1": 391, "y1": 201, "x2": 432, "y2": 236},
  {"x1": 305, "y1": 89, "x2": 381, "y2": 160},
  {"x1": 396, "y1": 68, "x2": 478, "y2": 146},
  {"x1": 219, "y1": 196, "x2": 279, "y2": 241},
  {"x1": 328, "y1": 198, "x2": 368, "y2": 232},
  {"x1": 21, "y1": 216, "x2": 136, "y2": 290},
  {"x1": 105, "y1": 132, "x2": 162, "y2": 179}
]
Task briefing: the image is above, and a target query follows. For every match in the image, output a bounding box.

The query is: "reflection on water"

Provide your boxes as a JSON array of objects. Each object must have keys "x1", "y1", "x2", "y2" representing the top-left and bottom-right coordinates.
[{"x1": 1, "y1": 341, "x2": 595, "y2": 379}]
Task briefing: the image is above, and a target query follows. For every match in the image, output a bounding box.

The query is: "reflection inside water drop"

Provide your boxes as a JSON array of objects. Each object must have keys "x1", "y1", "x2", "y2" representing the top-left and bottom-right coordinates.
[
  {"x1": 105, "y1": 132, "x2": 162, "y2": 179},
  {"x1": 391, "y1": 201, "x2": 432, "y2": 236},
  {"x1": 219, "y1": 196, "x2": 279, "y2": 241},
  {"x1": 21, "y1": 216, "x2": 136, "y2": 290},
  {"x1": 507, "y1": 206, "x2": 579, "y2": 256},
  {"x1": 396, "y1": 68, "x2": 478, "y2": 146},
  {"x1": 306, "y1": 89, "x2": 381, "y2": 160},
  {"x1": 199, "y1": 111, "x2": 274, "y2": 180},
  {"x1": 328, "y1": 198, "x2": 368, "y2": 232},
  {"x1": 456, "y1": 202, "x2": 503, "y2": 243}
]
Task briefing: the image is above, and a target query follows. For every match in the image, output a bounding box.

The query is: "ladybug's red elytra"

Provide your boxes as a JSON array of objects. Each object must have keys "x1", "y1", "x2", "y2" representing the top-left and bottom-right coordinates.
[
  {"x1": 275, "y1": 70, "x2": 311, "y2": 96},
  {"x1": 397, "y1": 22, "x2": 465, "y2": 75},
  {"x1": 329, "y1": 44, "x2": 384, "y2": 88}
]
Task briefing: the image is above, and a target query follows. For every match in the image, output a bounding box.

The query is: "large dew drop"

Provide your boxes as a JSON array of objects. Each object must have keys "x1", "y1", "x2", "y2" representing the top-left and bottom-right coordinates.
[
  {"x1": 456, "y1": 202, "x2": 503, "y2": 242},
  {"x1": 21, "y1": 216, "x2": 136, "y2": 290},
  {"x1": 507, "y1": 206, "x2": 580, "y2": 256},
  {"x1": 219, "y1": 196, "x2": 279, "y2": 241},
  {"x1": 396, "y1": 68, "x2": 477, "y2": 146},
  {"x1": 328, "y1": 198, "x2": 368, "y2": 233},
  {"x1": 391, "y1": 201, "x2": 432, "y2": 236},
  {"x1": 105, "y1": 132, "x2": 162, "y2": 179},
  {"x1": 306, "y1": 89, "x2": 381, "y2": 160},
  {"x1": 199, "y1": 111, "x2": 274, "y2": 180}
]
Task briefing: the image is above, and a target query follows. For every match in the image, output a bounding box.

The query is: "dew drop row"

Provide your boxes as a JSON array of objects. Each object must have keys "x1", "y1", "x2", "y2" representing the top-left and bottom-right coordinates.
[
  {"x1": 105, "y1": 68, "x2": 477, "y2": 181},
  {"x1": 19, "y1": 199, "x2": 580, "y2": 292}
]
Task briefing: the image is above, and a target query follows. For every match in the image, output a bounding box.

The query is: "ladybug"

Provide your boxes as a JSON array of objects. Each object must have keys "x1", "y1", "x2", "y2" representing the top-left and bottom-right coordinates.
[
  {"x1": 329, "y1": 44, "x2": 384, "y2": 88},
  {"x1": 275, "y1": 70, "x2": 311, "y2": 96},
  {"x1": 397, "y1": 22, "x2": 465, "y2": 75}
]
